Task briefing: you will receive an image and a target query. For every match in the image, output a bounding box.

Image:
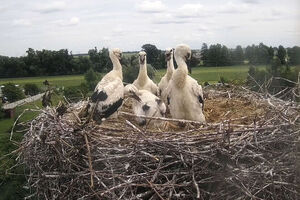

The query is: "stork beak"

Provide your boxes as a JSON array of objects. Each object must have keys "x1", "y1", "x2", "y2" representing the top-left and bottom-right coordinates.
[
  {"x1": 140, "y1": 55, "x2": 145, "y2": 64},
  {"x1": 165, "y1": 53, "x2": 171, "y2": 62}
]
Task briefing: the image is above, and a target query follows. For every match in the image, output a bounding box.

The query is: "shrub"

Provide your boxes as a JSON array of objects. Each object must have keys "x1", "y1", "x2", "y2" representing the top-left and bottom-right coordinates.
[
  {"x1": 84, "y1": 68, "x2": 102, "y2": 91},
  {"x1": 24, "y1": 83, "x2": 40, "y2": 96},
  {"x1": 204, "y1": 81, "x2": 210, "y2": 86},
  {"x1": 0, "y1": 102, "x2": 4, "y2": 119},
  {"x1": 63, "y1": 83, "x2": 89, "y2": 102},
  {"x1": 218, "y1": 76, "x2": 229, "y2": 84},
  {"x1": 2, "y1": 83, "x2": 25, "y2": 102}
]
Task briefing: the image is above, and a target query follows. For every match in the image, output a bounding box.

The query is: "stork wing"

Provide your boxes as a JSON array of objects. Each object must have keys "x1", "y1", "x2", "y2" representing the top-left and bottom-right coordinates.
[
  {"x1": 191, "y1": 79, "x2": 204, "y2": 110},
  {"x1": 91, "y1": 78, "x2": 124, "y2": 119}
]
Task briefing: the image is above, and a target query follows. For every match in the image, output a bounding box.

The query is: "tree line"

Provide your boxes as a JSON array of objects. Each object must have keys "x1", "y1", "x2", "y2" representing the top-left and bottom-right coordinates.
[
  {"x1": 201, "y1": 43, "x2": 300, "y2": 66},
  {"x1": 0, "y1": 43, "x2": 299, "y2": 78}
]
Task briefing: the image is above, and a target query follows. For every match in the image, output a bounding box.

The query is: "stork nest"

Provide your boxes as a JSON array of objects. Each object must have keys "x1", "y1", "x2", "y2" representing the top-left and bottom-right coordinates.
[{"x1": 14, "y1": 85, "x2": 299, "y2": 199}]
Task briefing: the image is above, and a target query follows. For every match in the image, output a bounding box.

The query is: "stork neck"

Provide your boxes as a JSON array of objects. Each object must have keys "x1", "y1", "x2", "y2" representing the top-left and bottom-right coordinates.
[
  {"x1": 111, "y1": 57, "x2": 123, "y2": 79},
  {"x1": 175, "y1": 56, "x2": 188, "y2": 74},
  {"x1": 166, "y1": 56, "x2": 174, "y2": 80},
  {"x1": 138, "y1": 62, "x2": 148, "y2": 80}
]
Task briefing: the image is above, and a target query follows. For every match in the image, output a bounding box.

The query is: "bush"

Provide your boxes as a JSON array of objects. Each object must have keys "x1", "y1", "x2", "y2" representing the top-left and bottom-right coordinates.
[
  {"x1": 2, "y1": 83, "x2": 25, "y2": 102},
  {"x1": 63, "y1": 83, "x2": 89, "y2": 102},
  {"x1": 0, "y1": 102, "x2": 4, "y2": 119},
  {"x1": 204, "y1": 81, "x2": 210, "y2": 86},
  {"x1": 84, "y1": 68, "x2": 102, "y2": 91},
  {"x1": 24, "y1": 83, "x2": 40, "y2": 96},
  {"x1": 218, "y1": 76, "x2": 229, "y2": 84}
]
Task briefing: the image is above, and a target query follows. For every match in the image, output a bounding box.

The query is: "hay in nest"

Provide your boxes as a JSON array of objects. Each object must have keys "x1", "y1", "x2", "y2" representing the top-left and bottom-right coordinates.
[{"x1": 15, "y1": 86, "x2": 299, "y2": 199}]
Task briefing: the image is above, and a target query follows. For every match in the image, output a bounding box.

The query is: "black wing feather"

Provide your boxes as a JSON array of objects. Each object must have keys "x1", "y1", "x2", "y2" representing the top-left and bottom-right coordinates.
[
  {"x1": 198, "y1": 95, "x2": 204, "y2": 111},
  {"x1": 91, "y1": 90, "x2": 108, "y2": 103}
]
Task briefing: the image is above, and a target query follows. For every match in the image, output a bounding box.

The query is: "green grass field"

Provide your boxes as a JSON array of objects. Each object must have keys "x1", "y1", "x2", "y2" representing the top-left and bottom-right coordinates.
[
  {"x1": 0, "y1": 65, "x2": 262, "y2": 88},
  {"x1": 155, "y1": 65, "x2": 266, "y2": 84},
  {"x1": 0, "y1": 74, "x2": 84, "y2": 88}
]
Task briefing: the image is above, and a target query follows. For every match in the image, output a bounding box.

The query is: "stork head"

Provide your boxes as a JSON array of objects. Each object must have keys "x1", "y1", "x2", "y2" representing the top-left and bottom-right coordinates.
[
  {"x1": 139, "y1": 51, "x2": 147, "y2": 65},
  {"x1": 110, "y1": 48, "x2": 122, "y2": 61},
  {"x1": 165, "y1": 48, "x2": 174, "y2": 61},
  {"x1": 175, "y1": 44, "x2": 191, "y2": 62}
]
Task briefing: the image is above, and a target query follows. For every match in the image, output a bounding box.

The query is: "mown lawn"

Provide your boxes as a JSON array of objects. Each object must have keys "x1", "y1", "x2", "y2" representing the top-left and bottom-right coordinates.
[
  {"x1": 155, "y1": 65, "x2": 265, "y2": 84},
  {"x1": 0, "y1": 65, "x2": 262, "y2": 88},
  {"x1": 0, "y1": 74, "x2": 84, "y2": 88}
]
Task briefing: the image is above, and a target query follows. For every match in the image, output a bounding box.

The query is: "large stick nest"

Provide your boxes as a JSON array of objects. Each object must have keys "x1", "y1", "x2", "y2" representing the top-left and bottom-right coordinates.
[{"x1": 18, "y1": 86, "x2": 299, "y2": 199}]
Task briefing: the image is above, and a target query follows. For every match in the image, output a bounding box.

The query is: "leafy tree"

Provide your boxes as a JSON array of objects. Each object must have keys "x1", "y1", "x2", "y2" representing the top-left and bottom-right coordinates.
[
  {"x1": 201, "y1": 43, "x2": 209, "y2": 66},
  {"x1": 233, "y1": 45, "x2": 244, "y2": 65},
  {"x1": 84, "y1": 68, "x2": 102, "y2": 90},
  {"x1": 277, "y1": 45, "x2": 286, "y2": 65},
  {"x1": 2, "y1": 83, "x2": 25, "y2": 102},
  {"x1": 141, "y1": 44, "x2": 164, "y2": 68},
  {"x1": 24, "y1": 83, "x2": 40, "y2": 96},
  {"x1": 88, "y1": 47, "x2": 112, "y2": 73},
  {"x1": 287, "y1": 46, "x2": 300, "y2": 65},
  {"x1": 190, "y1": 51, "x2": 201, "y2": 68}
]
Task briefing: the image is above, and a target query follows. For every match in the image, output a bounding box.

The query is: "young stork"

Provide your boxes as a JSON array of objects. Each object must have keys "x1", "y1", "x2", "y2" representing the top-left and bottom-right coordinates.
[
  {"x1": 88, "y1": 48, "x2": 124, "y2": 123},
  {"x1": 124, "y1": 84, "x2": 166, "y2": 126},
  {"x1": 158, "y1": 48, "x2": 175, "y2": 104},
  {"x1": 166, "y1": 44, "x2": 205, "y2": 122},
  {"x1": 133, "y1": 51, "x2": 159, "y2": 95}
]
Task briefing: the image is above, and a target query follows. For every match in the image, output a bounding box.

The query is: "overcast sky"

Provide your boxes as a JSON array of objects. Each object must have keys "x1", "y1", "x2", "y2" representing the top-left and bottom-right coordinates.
[{"x1": 0, "y1": 0, "x2": 299, "y2": 57}]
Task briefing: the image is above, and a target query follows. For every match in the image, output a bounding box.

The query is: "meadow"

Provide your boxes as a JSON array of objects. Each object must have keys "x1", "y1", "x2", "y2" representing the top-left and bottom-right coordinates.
[
  {"x1": 0, "y1": 65, "x2": 261, "y2": 88},
  {"x1": 0, "y1": 74, "x2": 84, "y2": 88}
]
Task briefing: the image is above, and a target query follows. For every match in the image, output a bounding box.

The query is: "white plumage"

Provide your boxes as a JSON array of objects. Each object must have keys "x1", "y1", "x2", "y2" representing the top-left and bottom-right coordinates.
[
  {"x1": 166, "y1": 44, "x2": 205, "y2": 122},
  {"x1": 158, "y1": 48, "x2": 175, "y2": 104},
  {"x1": 133, "y1": 51, "x2": 159, "y2": 95},
  {"x1": 124, "y1": 84, "x2": 166, "y2": 126},
  {"x1": 89, "y1": 48, "x2": 124, "y2": 122}
]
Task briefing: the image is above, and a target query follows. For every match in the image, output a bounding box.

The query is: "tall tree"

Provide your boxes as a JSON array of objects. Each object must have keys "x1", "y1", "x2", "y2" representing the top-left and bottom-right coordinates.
[
  {"x1": 141, "y1": 44, "x2": 161, "y2": 67},
  {"x1": 287, "y1": 46, "x2": 300, "y2": 65},
  {"x1": 233, "y1": 45, "x2": 244, "y2": 65},
  {"x1": 277, "y1": 45, "x2": 286, "y2": 65},
  {"x1": 201, "y1": 43, "x2": 209, "y2": 66}
]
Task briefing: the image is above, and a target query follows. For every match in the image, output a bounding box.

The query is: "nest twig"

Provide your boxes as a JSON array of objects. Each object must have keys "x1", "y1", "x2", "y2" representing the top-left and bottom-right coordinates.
[{"x1": 13, "y1": 86, "x2": 300, "y2": 199}]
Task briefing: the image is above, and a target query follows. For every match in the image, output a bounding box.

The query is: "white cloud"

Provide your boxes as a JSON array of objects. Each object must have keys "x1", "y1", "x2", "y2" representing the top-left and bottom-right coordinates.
[
  {"x1": 137, "y1": 0, "x2": 166, "y2": 13},
  {"x1": 34, "y1": 1, "x2": 66, "y2": 13},
  {"x1": 151, "y1": 13, "x2": 188, "y2": 24},
  {"x1": 242, "y1": 0, "x2": 259, "y2": 4},
  {"x1": 176, "y1": 3, "x2": 208, "y2": 18},
  {"x1": 218, "y1": 2, "x2": 249, "y2": 14},
  {"x1": 12, "y1": 19, "x2": 32, "y2": 26},
  {"x1": 55, "y1": 17, "x2": 80, "y2": 26}
]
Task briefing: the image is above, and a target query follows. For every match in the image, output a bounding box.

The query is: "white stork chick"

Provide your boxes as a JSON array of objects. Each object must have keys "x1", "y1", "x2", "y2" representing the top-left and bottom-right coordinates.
[
  {"x1": 125, "y1": 84, "x2": 166, "y2": 126},
  {"x1": 133, "y1": 51, "x2": 159, "y2": 95},
  {"x1": 166, "y1": 44, "x2": 205, "y2": 122},
  {"x1": 88, "y1": 48, "x2": 124, "y2": 123},
  {"x1": 158, "y1": 48, "x2": 175, "y2": 103}
]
